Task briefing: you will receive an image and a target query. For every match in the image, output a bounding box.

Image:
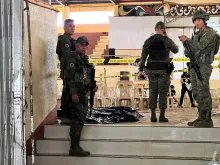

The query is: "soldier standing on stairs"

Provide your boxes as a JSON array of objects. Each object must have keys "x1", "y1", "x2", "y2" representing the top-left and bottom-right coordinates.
[
  {"x1": 179, "y1": 10, "x2": 220, "y2": 128},
  {"x1": 56, "y1": 19, "x2": 76, "y2": 119},
  {"x1": 139, "y1": 21, "x2": 179, "y2": 122},
  {"x1": 64, "y1": 36, "x2": 98, "y2": 156}
]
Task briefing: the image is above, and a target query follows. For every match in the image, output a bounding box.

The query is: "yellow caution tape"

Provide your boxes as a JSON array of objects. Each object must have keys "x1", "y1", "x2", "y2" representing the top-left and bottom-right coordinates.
[
  {"x1": 89, "y1": 59, "x2": 105, "y2": 63},
  {"x1": 108, "y1": 58, "x2": 136, "y2": 63},
  {"x1": 96, "y1": 65, "x2": 219, "y2": 78},
  {"x1": 172, "y1": 58, "x2": 190, "y2": 62},
  {"x1": 214, "y1": 56, "x2": 220, "y2": 61},
  {"x1": 58, "y1": 56, "x2": 220, "y2": 64},
  {"x1": 212, "y1": 65, "x2": 220, "y2": 69}
]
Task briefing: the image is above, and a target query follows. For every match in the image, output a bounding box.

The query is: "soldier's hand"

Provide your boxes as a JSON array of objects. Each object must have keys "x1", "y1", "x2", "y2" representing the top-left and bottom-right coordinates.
[
  {"x1": 139, "y1": 72, "x2": 145, "y2": 77},
  {"x1": 93, "y1": 85, "x2": 98, "y2": 92},
  {"x1": 178, "y1": 35, "x2": 188, "y2": 42},
  {"x1": 72, "y1": 94, "x2": 79, "y2": 103}
]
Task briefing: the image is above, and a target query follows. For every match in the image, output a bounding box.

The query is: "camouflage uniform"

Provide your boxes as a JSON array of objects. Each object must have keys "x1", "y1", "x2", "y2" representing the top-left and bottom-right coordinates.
[
  {"x1": 56, "y1": 33, "x2": 75, "y2": 113},
  {"x1": 139, "y1": 21, "x2": 179, "y2": 122},
  {"x1": 184, "y1": 10, "x2": 219, "y2": 127},
  {"x1": 64, "y1": 37, "x2": 94, "y2": 156}
]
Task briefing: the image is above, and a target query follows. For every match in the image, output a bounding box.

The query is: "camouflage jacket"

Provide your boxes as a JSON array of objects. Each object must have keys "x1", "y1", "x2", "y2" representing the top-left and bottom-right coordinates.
[
  {"x1": 64, "y1": 52, "x2": 92, "y2": 95},
  {"x1": 56, "y1": 33, "x2": 76, "y2": 61},
  {"x1": 56, "y1": 33, "x2": 76, "y2": 79},
  {"x1": 184, "y1": 26, "x2": 218, "y2": 62},
  {"x1": 139, "y1": 34, "x2": 179, "y2": 72}
]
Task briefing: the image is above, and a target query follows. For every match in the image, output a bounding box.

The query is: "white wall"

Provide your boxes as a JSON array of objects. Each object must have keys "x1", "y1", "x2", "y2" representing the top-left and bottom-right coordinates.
[{"x1": 109, "y1": 16, "x2": 164, "y2": 49}]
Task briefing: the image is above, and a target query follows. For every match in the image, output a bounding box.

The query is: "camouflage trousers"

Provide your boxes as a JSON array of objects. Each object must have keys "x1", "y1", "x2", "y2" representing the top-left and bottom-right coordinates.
[
  {"x1": 190, "y1": 64, "x2": 212, "y2": 120},
  {"x1": 66, "y1": 93, "x2": 88, "y2": 139},
  {"x1": 148, "y1": 70, "x2": 170, "y2": 110}
]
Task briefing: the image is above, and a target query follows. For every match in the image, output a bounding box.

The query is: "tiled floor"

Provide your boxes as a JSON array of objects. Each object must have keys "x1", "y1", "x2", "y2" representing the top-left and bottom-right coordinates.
[{"x1": 119, "y1": 108, "x2": 220, "y2": 127}]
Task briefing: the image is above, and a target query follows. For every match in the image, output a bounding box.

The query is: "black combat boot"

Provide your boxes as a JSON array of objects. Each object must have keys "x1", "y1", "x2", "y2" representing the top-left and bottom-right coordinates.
[
  {"x1": 187, "y1": 109, "x2": 203, "y2": 126},
  {"x1": 151, "y1": 109, "x2": 157, "y2": 122},
  {"x1": 69, "y1": 138, "x2": 90, "y2": 156},
  {"x1": 193, "y1": 119, "x2": 213, "y2": 128},
  {"x1": 187, "y1": 117, "x2": 201, "y2": 126},
  {"x1": 159, "y1": 109, "x2": 168, "y2": 122},
  {"x1": 193, "y1": 111, "x2": 213, "y2": 128}
]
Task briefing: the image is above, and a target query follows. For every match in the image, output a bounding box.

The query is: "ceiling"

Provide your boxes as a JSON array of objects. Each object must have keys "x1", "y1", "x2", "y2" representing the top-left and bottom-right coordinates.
[
  {"x1": 42, "y1": 0, "x2": 117, "y2": 5},
  {"x1": 42, "y1": 0, "x2": 219, "y2": 5},
  {"x1": 42, "y1": 0, "x2": 162, "y2": 5}
]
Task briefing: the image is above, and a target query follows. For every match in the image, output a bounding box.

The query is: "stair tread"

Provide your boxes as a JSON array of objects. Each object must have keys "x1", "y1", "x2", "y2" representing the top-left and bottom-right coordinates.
[
  {"x1": 44, "y1": 124, "x2": 220, "y2": 142},
  {"x1": 38, "y1": 138, "x2": 220, "y2": 144},
  {"x1": 34, "y1": 154, "x2": 212, "y2": 161},
  {"x1": 46, "y1": 124, "x2": 220, "y2": 128}
]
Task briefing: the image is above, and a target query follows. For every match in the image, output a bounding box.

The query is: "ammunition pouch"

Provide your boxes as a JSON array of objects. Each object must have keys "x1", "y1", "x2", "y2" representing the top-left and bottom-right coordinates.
[
  {"x1": 147, "y1": 62, "x2": 167, "y2": 70},
  {"x1": 146, "y1": 62, "x2": 174, "y2": 74},
  {"x1": 75, "y1": 73, "x2": 85, "y2": 83},
  {"x1": 199, "y1": 52, "x2": 214, "y2": 64}
]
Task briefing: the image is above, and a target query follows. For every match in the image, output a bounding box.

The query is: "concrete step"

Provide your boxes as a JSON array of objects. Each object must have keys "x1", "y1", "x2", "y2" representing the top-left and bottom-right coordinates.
[
  {"x1": 96, "y1": 41, "x2": 108, "y2": 46},
  {"x1": 90, "y1": 55, "x2": 103, "y2": 58},
  {"x1": 95, "y1": 45, "x2": 107, "y2": 49},
  {"x1": 36, "y1": 139, "x2": 219, "y2": 158},
  {"x1": 100, "y1": 36, "x2": 108, "y2": 39},
  {"x1": 98, "y1": 39, "x2": 108, "y2": 43},
  {"x1": 94, "y1": 48, "x2": 105, "y2": 52},
  {"x1": 92, "y1": 51, "x2": 103, "y2": 55},
  {"x1": 44, "y1": 125, "x2": 220, "y2": 142},
  {"x1": 29, "y1": 155, "x2": 210, "y2": 165}
]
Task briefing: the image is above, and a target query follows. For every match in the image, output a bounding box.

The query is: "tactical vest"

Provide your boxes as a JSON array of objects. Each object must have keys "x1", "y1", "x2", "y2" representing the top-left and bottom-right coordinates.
[
  {"x1": 74, "y1": 54, "x2": 92, "y2": 93},
  {"x1": 147, "y1": 35, "x2": 170, "y2": 70},
  {"x1": 149, "y1": 35, "x2": 169, "y2": 61}
]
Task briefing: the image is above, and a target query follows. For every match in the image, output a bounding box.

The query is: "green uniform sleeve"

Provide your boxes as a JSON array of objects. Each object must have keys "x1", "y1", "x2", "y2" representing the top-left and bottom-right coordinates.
[
  {"x1": 184, "y1": 28, "x2": 215, "y2": 53},
  {"x1": 64, "y1": 58, "x2": 78, "y2": 95},
  {"x1": 184, "y1": 48, "x2": 191, "y2": 58},
  {"x1": 56, "y1": 35, "x2": 71, "y2": 62},
  {"x1": 139, "y1": 38, "x2": 150, "y2": 72},
  {"x1": 166, "y1": 37, "x2": 179, "y2": 54}
]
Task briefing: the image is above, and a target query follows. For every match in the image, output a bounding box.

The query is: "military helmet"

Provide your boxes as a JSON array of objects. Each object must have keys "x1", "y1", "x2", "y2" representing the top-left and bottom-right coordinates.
[
  {"x1": 192, "y1": 9, "x2": 210, "y2": 23},
  {"x1": 155, "y1": 21, "x2": 165, "y2": 29}
]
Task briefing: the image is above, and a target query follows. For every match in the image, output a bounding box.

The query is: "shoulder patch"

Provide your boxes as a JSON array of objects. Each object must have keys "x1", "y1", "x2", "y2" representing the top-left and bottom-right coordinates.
[{"x1": 69, "y1": 63, "x2": 74, "y2": 67}]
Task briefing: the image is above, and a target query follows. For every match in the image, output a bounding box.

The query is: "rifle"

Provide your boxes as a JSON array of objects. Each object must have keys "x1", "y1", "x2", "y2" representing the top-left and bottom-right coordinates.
[
  {"x1": 88, "y1": 64, "x2": 96, "y2": 109},
  {"x1": 184, "y1": 41, "x2": 204, "y2": 83}
]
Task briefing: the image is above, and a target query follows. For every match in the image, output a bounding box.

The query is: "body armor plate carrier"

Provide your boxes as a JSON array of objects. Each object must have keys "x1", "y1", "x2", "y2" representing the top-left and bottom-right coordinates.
[{"x1": 147, "y1": 35, "x2": 170, "y2": 70}]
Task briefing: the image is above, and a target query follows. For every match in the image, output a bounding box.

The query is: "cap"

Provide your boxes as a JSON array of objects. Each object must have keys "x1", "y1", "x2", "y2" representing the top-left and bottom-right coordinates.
[
  {"x1": 76, "y1": 36, "x2": 89, "y2": 45},
  {"x1": 155, "y1": 21, "x2": 166, "y2": 29}
]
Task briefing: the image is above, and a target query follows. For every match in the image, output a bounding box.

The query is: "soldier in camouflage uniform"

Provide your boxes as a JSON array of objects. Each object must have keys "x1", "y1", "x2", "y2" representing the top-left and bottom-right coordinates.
[
  {"x1": 56, "y1": 19, "x2": 76, "y2": 115},
  {"x1": 139, "y1": 21, "x2": 179, "y2": 122},
  {"x1": 64, "y1": 36, "x2": 97, "y2": 156},
  {"x1": 179, "y1": 10, "x2": 220, "y2": 127}
]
